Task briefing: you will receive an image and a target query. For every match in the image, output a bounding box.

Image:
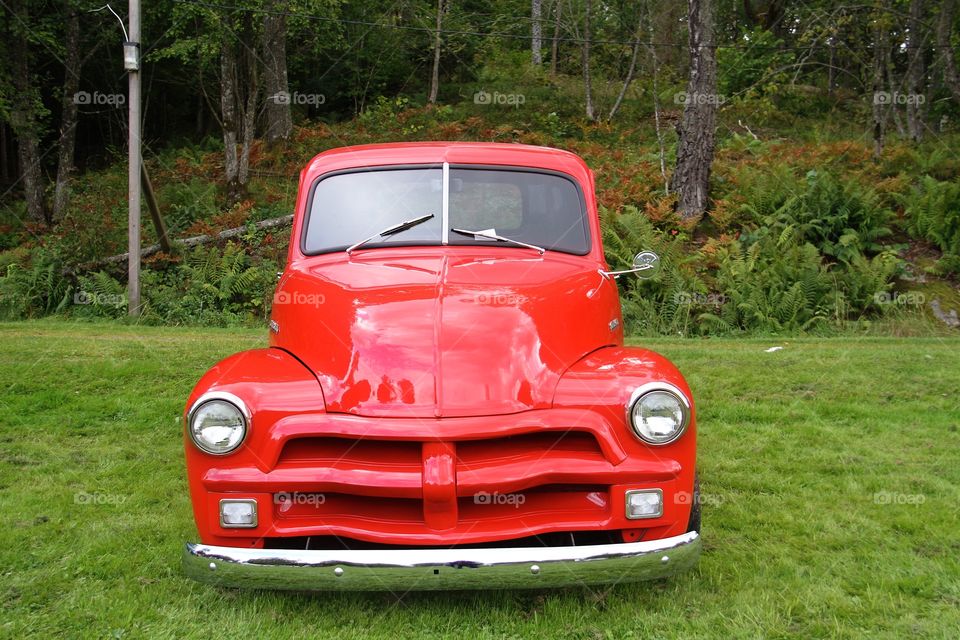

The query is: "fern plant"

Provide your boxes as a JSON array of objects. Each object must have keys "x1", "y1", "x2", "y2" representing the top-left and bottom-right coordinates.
[
  {"x1": 735, "y1": 164, "x2": 803, "y2": 224},
  {"x1": 901, "y1": 176, "x2": 960, "y2": 274},
  {"x1": 128, "y1": 242, "x2": 279, "y2": 326},
  {"x1": 839, "y1": 251, "x2": 902, "y2": 313},
  {"x1": 743, "y1": 170, "x2": 892, "y2": 264},
  {"x1": 0, "y1": 247, "x2": 71, "y2": 319},
  {"x1": 73, "y1": 271, "x2": 128, "y2": 318},
  {"x1": 699, "y1": 231, "x2": 835, "y2": 334},
  {"x1": 600, "y1": 206, "x2": 707, "y2": 336}
]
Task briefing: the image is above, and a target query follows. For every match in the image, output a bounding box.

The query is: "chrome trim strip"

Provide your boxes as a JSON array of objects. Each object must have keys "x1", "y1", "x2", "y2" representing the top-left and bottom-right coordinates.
[
  {"x1": 183, "y1": 532, "x2": 701, "y2": 591},
  {"x1": 600, "y1": 264, "x2": 655, "y2": 278},
  {"x1": 441, "y1": 161, "x2": 450, "y2": 244}
]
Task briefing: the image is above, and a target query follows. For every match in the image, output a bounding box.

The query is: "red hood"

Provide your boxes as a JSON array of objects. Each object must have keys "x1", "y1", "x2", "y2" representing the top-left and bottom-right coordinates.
[{"x1": 269, "y1": 249, "x2": 622, "y2": 417}]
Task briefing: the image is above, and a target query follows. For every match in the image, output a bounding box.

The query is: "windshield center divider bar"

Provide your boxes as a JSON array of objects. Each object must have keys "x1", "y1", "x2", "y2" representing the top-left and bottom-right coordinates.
[{"x1": 441, "y1": 162, "x2": 450, "y2": 245}]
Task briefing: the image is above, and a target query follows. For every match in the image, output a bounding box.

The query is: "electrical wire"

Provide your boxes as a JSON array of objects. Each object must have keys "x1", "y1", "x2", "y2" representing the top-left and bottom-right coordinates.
[{"x1": 170, "y1": 0, "x2": 959, "y2": 52}]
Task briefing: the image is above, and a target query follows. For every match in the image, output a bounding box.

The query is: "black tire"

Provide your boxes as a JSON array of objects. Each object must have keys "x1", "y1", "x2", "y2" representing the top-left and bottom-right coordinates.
[{"x1": 686, "y1": 472, "x2": 701, "y2": 533}]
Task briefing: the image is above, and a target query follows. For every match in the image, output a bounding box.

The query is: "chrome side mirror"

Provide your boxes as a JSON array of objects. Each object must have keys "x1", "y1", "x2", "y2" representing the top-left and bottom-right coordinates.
[
  {"x1": 632, "y1": 251, "x2": 660, "y2": 280},
  {"x1": 601, "y1": 250, "x2": 661, "y2": 279}
]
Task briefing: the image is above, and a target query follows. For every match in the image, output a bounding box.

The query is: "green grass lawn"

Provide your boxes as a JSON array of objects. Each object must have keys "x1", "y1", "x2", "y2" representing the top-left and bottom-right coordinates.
[{"x1": 1, "y1": 321, "x2": 958, "y2": 639}]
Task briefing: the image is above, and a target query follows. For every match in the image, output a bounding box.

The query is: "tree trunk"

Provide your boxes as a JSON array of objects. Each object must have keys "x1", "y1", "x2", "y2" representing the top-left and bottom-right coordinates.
[
  {"x1": 608, "y1": 12, "x2": 644, "y2": 120},
  {"x1": 671, "y1": 0, "x2": 717, "y2": 222},
  {"x1": 872, "y1": 3, "x2": 889, "y2": 159},
  {"x1": 262, "y1": 0, "x2": 292, "y2": 144},
  {"x1": 646, "y1": 1, "x2": 669, "y2": 195},
  {"x1": 219, "y1": 13, "x2": 260, "y2": 204},
  {"x1": 582, "y1": 0, "x2": 595, "y2": 120},
  {"x1": 883, "y1": 41, "x2": 906, "y2": 137},
  {"x1": 550, "y1": 0, "x2": 563, "y2": 76},
  {"x1": 551, "y1": 0, "x2": 562, "y2": 75},
  {"x1": 52, "y1": 10, "x2": 81, "y2": 222},
  {"x1": 1, "y1": 124, "x2": 9, "y2": 184},
  {"x1": 905, "y1": 0, "x2": 926, "y2": 142},
  {"x1": 532, "y1": 0, "x2": 543, "y2": 64},
  {"x1": 428, "y1": 0, "x2": 446, "y2": 104},
  {"x1": 828, "y1": 36, "x2": 836, "y2": 95},
  {"x1": 195, "y1": 94, "x2": 205, "y2": 137},
  {"x1": 8, "y1": 0, "x2": 47, "y2": 224},
  {"x1": 238, "y1": 39, "x2": 259, "y2": 189},
  {"x1": 220, "y1": 36, "x2": 242, "y2": 203},
  {"x1": 937, "y1": 0, "x2": 960, "y2": 104}
]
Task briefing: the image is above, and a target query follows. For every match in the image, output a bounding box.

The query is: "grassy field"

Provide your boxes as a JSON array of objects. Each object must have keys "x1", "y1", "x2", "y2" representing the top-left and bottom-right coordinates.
[{"x1": 1, "y1": 321, "x2": 958, "y2": 639}]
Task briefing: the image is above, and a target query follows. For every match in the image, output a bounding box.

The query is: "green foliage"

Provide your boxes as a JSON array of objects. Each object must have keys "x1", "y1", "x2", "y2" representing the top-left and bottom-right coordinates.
[
  {"x1": 0, "y1": 247, "x2": 71, "y2": 319},
  {"x1": 700, "y1": 233, "x2": 835, "y2": 334},
  {"x1": 718, "y1": 132, "x2": 770, "y2": 157},
  {"x1": 0, "y1": 202, "x2": 30, "y2": 250},
  {"x1": 743, "y1": 170, "x2": 892, "y2": 263},
  {"x1": 534, "y1": 111, "x2": 575, "y2": 138},
  {"x1": 839, "y1": 251, "x2": 902, "y2": 313},
  {"x1": 359, "y1": 96, "x2": 415, "y2": 130},
  {"x1": 732, "y1": 164, "x2": 803, "y2": 219},
  {"x1": 2, "y1": 241, "x2": 281, "y2": 326},
  {"x1": 880, "y1": 145, "x2": 960, "y2": 182},
  {"x1": 1, "y1": 0, "x2": 958, "y2": 349},
  {"x1": 701, "y1": 231, "x2": 902, "y2": 335},
  {"x1": 72, "y1": 270, "x2": 128, "y2": 318},
  {"x1": 901, "y1": 176, "x2": 960, "y2": 274},
  {"x1": 601, "y1": 206, "x2": 706, "y2": 336},
  {"x1": 159, "y1": 178, "x2": 219, "y2": 233},
  {"x1": 139, "y1": 242, "x2": 279, "y2": 326},
  {"x1": 718, "y1": 28, "x2": 795, "y2": 97},
  {"x1": 601, "y1": 192, "x2": 903, "y2": 336}
]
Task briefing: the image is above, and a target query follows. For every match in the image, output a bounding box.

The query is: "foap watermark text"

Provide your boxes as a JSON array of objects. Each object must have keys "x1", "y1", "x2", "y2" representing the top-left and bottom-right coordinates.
[
  {"x1": 474, "y1": 491, "x2": 526, "y2": 507},
  {"x1": 474, "y1": 90, "x2": 525, "y2": 106}
]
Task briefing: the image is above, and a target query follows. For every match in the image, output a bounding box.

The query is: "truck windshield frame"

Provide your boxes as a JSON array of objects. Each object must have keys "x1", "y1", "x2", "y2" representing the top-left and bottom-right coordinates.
[{"x1": 300, "y1": 163, "x2": 591, "y2": 256}]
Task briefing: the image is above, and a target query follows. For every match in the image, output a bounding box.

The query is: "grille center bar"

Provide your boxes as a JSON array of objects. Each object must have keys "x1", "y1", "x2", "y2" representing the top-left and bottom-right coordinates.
[{"x1": 422, "y1": 442, "x2": 457, "y2": 530}]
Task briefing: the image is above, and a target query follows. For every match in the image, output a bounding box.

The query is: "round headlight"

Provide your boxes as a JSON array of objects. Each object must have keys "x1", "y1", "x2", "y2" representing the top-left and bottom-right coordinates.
[
  {"x1": 188, "y1": 396, "x2": 248, "y2": 455},
  {"x1": 628, "y1": 385, "x2": 690, "y2": 445}
]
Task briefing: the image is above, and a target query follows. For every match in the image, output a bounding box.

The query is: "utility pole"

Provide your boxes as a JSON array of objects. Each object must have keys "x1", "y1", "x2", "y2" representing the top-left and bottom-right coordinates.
[{"x1": 125, "y1": 0, "x2": 141, "y2": 316}]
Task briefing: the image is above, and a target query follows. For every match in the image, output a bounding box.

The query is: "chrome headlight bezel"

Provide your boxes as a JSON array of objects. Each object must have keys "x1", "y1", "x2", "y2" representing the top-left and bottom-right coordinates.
[
  {"x1": 626, "y1": 382, "x2": 691, "y2": 445},
  {"x1": 187, "y1": 392, "x2": 250, "y2": 456}
]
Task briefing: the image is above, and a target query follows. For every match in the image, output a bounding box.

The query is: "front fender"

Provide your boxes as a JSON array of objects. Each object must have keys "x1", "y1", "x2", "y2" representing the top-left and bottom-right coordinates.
[
  {"x1": 185, "y1": 348, "x2": 326, "y2": 419},
  {"x1": 553, "y1": 346, "x2": 698, "y2": 538},
  {"x1": 183, "y1": 348, "x2": 326, "y2": 546},
  {"x1": 554, "y1": 346, "x2": 694, "y2": 412}
]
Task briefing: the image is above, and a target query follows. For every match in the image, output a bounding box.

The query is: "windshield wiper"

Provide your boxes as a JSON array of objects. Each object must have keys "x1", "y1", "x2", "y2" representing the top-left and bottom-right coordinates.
[
  {"x1": 346, "y1": 213, "x2": 435, "y2": 254},
  {"x1": 451, "y1": 228, "x2": 545, "y2": 255}
]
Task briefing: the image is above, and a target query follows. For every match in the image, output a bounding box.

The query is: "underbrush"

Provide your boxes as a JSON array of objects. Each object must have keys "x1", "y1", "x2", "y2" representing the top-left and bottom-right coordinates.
[
  {"x1": 0, "y1": 234, "x2": 284, "y2": 328},
  {"x1": 900, "y1": 176, "x2": 960, "y2": 275},
  {"x1": 602, "y1": 158, "x2": 951, "y2": 336},
  {"x1": 0, "y1": 103, "x2": 957, "y2": 335}
]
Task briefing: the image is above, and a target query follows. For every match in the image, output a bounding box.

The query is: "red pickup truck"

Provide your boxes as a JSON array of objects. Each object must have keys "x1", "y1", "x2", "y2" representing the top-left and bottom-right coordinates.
[{"x1": 181, "y1": 142, "x2": 701, "y2": 590}]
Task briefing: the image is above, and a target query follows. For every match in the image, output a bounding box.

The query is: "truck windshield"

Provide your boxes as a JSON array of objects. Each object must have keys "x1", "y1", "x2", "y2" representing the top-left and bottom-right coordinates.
[{"x1": 302, "y1": 165, "x2": 590, "y2": 255}]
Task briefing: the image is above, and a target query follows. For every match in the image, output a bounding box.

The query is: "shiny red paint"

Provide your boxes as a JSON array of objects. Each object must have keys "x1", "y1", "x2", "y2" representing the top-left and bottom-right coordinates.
[{"x1": 184, "y1": 142, "x2": 697, "y2": 551}]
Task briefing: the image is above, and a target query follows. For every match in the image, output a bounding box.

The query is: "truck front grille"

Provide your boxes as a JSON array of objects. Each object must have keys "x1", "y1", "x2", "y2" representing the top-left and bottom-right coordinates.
[{"x1": 201, "y1": 410, "x2": 678, "y2": 544}]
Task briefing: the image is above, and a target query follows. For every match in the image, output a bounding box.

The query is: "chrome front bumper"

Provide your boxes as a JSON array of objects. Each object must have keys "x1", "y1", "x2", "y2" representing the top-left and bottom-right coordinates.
[{"x1": 183, "y1": 531, "x2": 701, "y2": 591}]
